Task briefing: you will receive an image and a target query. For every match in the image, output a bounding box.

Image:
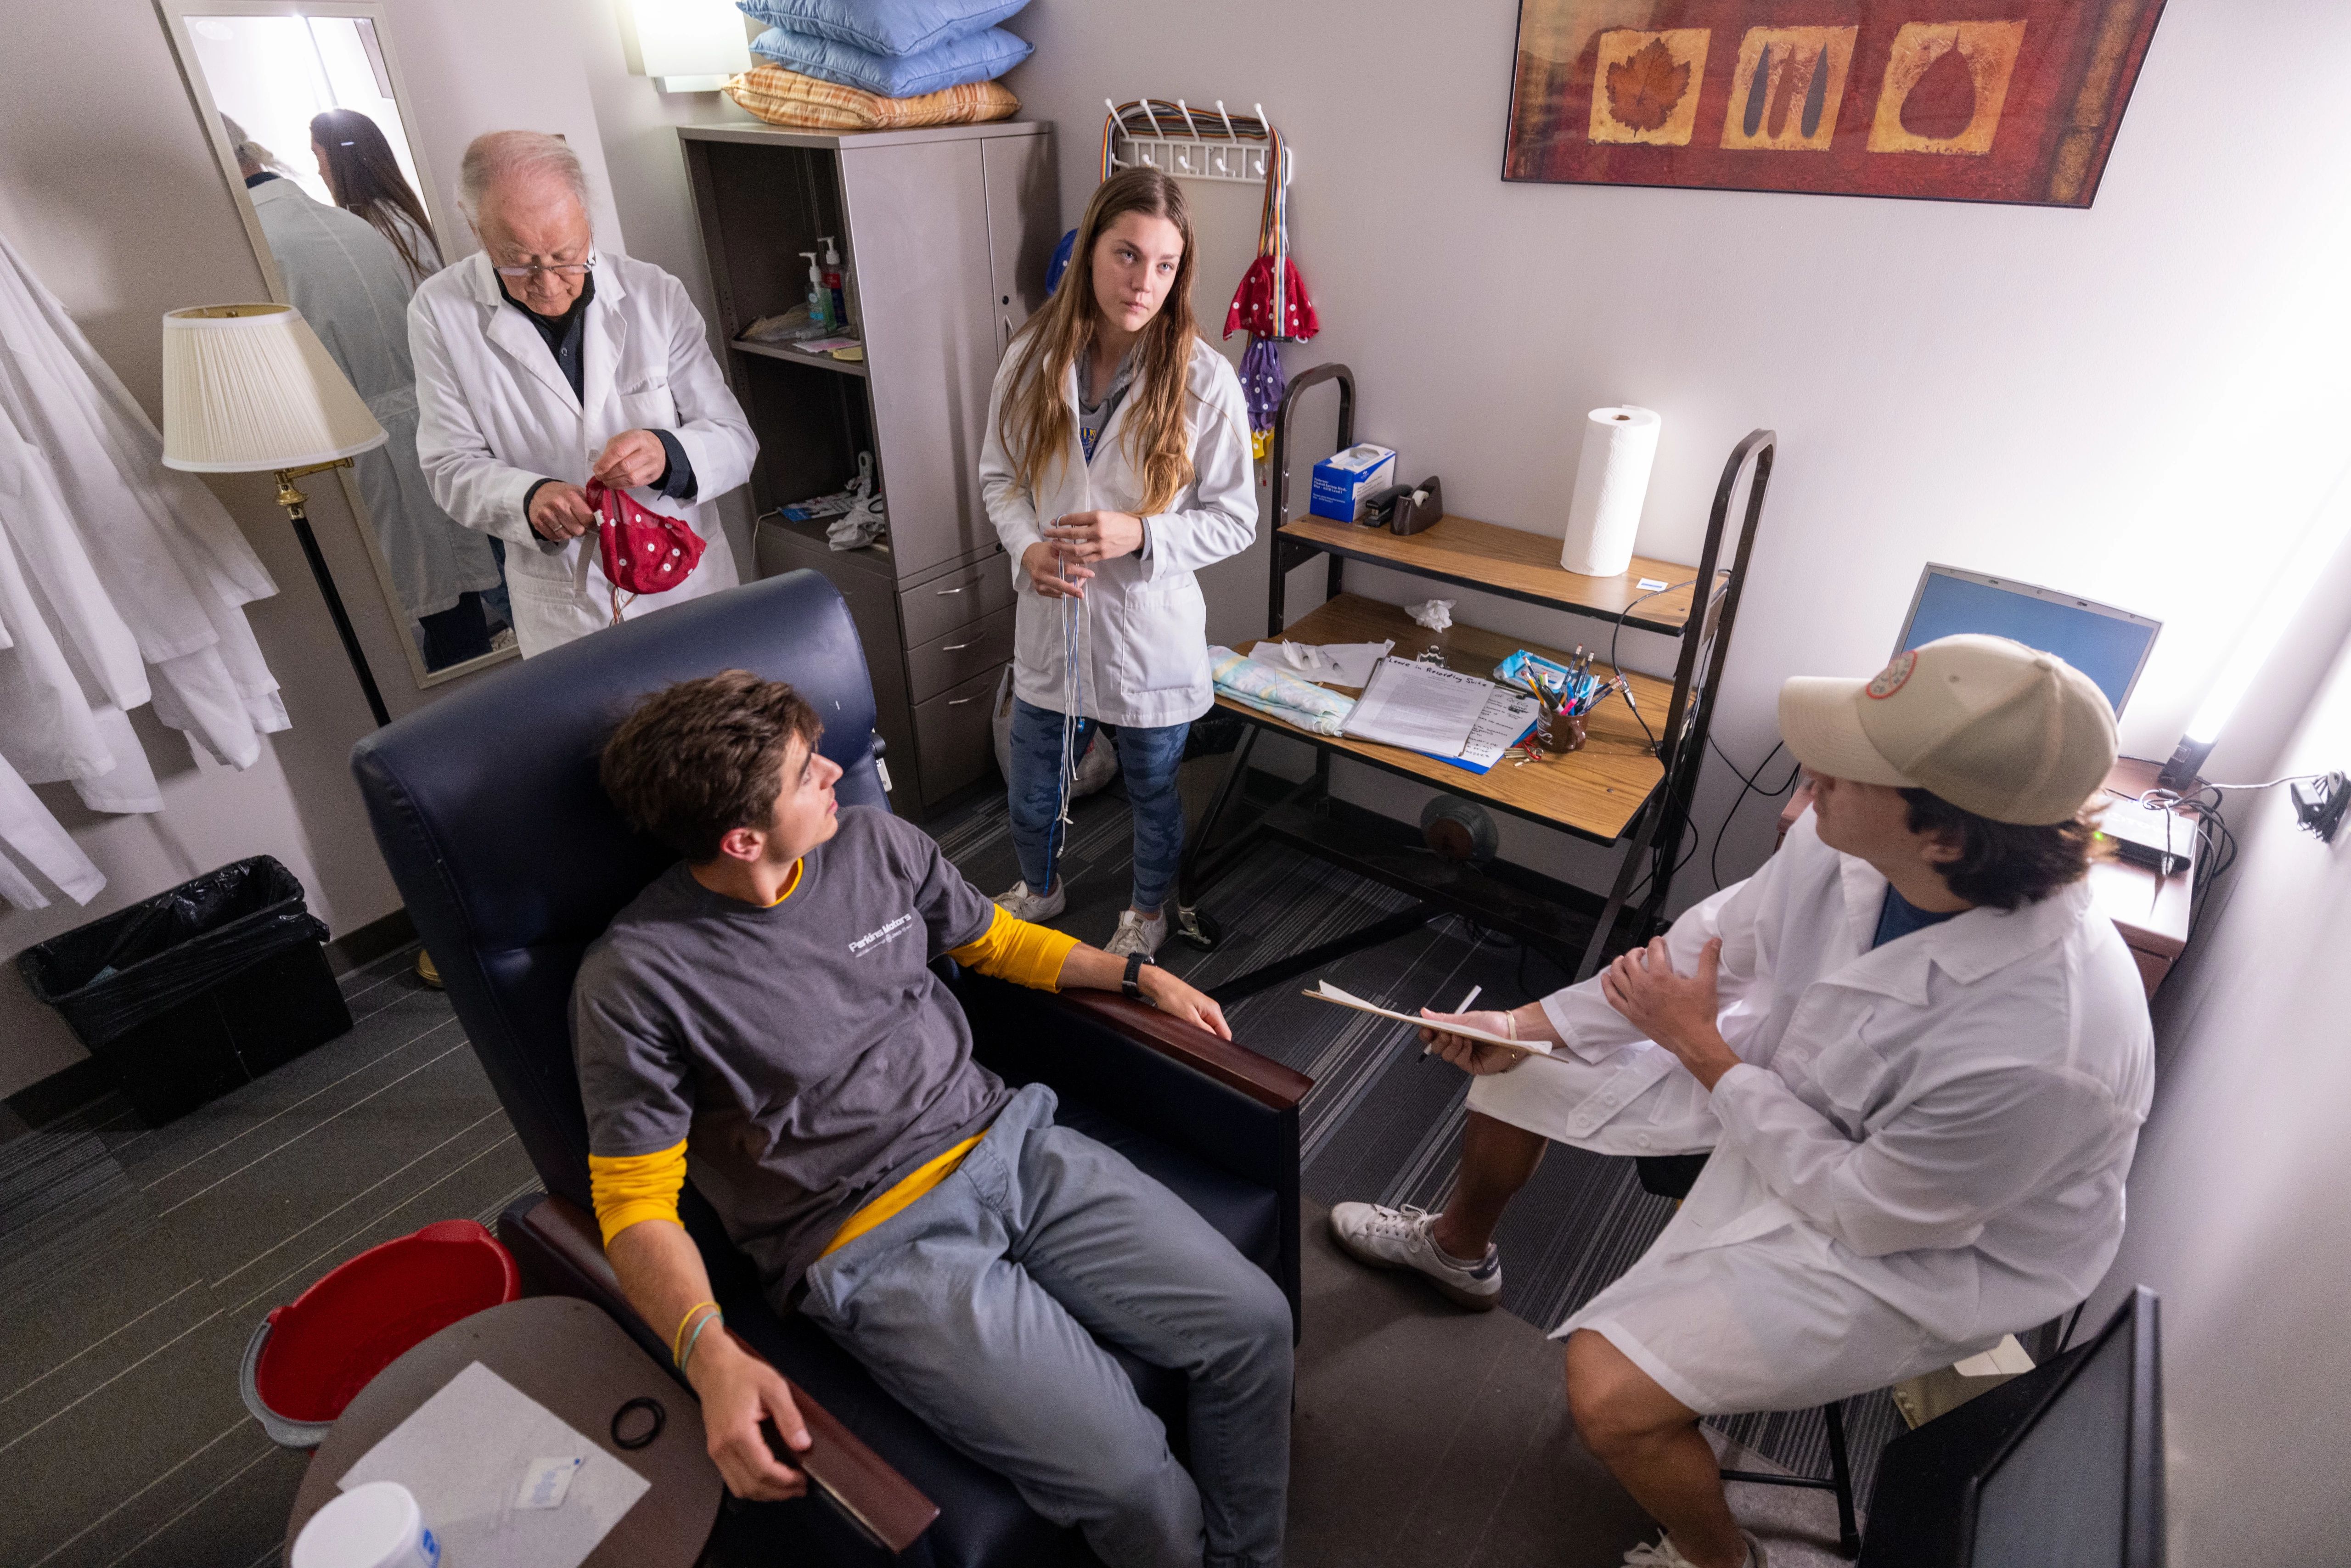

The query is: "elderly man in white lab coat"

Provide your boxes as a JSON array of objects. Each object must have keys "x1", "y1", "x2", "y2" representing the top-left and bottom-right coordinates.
[
  {"x1": 1332, "y1": 635, "x2": 2154, "y2": 1568},
  {"x1": 410, "y1": 130, "x2": 753, "y2": 656}
]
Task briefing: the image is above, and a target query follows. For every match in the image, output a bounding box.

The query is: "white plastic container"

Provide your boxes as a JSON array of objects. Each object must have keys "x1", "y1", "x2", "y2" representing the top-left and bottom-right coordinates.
[{"x1": 292, "y1": 1481, "x2": 442, "y2": 1568}]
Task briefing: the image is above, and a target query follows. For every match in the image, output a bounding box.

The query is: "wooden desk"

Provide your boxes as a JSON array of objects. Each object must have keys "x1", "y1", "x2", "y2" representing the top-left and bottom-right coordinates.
[
  {"x1": 1774, "y1": 758, "x2": 2197, "y2": 998},
  {"x1": 1276, "y1": 513, "x2": 1706, "y2": 633},
  {"x1": 1230, "y1": 593, "x2": 1672, "y2": 845},
  {"x1": 1193, "y1": 375, "x2": 1773, "y2": 987},
  {"x1": 287, "y1": 1297, "x2": 721, "y2": 1567}
]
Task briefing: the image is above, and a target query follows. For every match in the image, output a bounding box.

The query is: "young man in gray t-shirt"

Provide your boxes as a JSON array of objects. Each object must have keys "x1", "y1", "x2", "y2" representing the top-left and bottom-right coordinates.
[{"x1": 571, "y1": 671, "x2": 1291, "y2": 1568}]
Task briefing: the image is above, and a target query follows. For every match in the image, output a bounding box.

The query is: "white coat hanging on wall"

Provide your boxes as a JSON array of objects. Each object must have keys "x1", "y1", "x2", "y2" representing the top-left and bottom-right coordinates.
[{"x1": 1502, "y1": 0, "x2": 2168, "y2": 208}]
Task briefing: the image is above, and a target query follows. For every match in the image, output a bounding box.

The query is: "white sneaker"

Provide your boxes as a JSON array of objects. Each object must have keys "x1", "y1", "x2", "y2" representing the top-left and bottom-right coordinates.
[
  {"x1": 993, "y1": 880, "x2": 1065, "y2": 921},
  {"x1": 1622, "y1": 1530, "x2": 1768, "y2": 1568},
  {"x1": 1103, "y1": 908, "x2": 1167, "y2": 959},
  {"x1": 1327, "y1": 1202, "x2": 1501, "y2": 1311}
]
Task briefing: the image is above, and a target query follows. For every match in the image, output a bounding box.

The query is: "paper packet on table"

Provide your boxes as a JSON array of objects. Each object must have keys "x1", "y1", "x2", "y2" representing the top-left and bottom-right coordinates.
[{"x1": 1209, "y1": 646, "x2": 1357, "y2": 736}]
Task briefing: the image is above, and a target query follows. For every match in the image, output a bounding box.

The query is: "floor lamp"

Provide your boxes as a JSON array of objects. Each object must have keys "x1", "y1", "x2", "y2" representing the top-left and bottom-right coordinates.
[{"x1": 159, "y1": 303, "x2": 392, "y2": 728}]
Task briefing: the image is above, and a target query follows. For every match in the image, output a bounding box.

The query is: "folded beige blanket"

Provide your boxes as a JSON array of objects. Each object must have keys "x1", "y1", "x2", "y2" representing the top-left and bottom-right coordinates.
[{"x1": 724, "y1": 65, "x2": 1019, "y2": 132}]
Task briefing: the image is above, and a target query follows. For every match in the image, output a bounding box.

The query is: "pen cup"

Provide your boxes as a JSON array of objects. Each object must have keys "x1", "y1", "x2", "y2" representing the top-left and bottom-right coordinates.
[{"x1": 1535, "y1": 708, "x2": 1587, "y2": 756}]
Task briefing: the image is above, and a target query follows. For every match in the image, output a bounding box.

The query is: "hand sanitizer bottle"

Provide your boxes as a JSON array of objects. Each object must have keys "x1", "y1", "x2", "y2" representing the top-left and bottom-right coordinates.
[
  {"x1": 800, "y1": 252, "x2": 834, "y2": 331},
  {"x1": 820, "y1": 236, "x2": 847, "y2": 327}
]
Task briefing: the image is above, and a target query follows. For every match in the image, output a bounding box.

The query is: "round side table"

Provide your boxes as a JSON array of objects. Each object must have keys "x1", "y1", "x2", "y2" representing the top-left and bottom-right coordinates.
[{"x1": 285, "y1": 1296, "x2": 721, "y2": 1567}]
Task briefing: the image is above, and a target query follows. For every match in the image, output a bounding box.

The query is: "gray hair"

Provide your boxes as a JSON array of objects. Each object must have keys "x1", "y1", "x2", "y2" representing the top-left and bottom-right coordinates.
[{"x1": 458, "y1": 130, "x2": 590, "y2": 224}]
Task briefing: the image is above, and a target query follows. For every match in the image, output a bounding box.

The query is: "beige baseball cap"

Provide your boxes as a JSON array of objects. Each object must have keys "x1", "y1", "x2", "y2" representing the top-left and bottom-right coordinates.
[{"x1": 1777, "y1": 634, "x2": 2118, "y2": 825}]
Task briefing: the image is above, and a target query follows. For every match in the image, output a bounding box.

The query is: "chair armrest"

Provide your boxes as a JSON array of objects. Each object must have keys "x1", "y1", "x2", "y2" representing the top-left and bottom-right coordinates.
[
  {"x1": 499, "y1": 1194, "x2": 939, "y2": 1553},
  {"x1": 951, "y1": 972, "x2": 1310, "y2": 1333},
  {"x1": 1048, "y1": 990, "x2": 1311, "y2": 1110}
]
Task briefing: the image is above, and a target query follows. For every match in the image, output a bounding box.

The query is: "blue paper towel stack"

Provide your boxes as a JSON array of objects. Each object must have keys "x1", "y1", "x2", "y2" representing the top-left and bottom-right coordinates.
[{"x1": 738, "y1": 0, "x2": 1033, "y2": 100}]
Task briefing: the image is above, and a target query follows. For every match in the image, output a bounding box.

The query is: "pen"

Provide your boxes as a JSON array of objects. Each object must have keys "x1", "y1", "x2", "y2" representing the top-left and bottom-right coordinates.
[{"x1": 1423, "y1": 985, "x2": 1485, "y2": 1056}]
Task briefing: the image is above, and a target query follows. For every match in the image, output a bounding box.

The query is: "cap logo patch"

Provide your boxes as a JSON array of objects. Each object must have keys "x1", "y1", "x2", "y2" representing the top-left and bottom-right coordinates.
[{"x1": 1866, "y1": 650, "x2": 1918, "y2": 700}]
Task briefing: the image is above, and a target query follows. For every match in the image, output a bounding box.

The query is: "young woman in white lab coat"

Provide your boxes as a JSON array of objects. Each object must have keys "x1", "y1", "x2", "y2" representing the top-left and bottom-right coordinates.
[{"x1": 979, "y1": 167, "x2": 1257, "y2": 958}]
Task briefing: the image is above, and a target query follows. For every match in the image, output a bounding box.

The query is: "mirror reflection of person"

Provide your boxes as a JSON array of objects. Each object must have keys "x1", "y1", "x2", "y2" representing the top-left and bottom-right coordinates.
[
  {"x1": 222, "y1": 115, "x2": 506, "y2": 668},
  {"x1": 310, "y1": 108, "x2": 443, "y2": 289},
  {"x1": 409, "y1": 130, "x2": 754, "y2": 658}
]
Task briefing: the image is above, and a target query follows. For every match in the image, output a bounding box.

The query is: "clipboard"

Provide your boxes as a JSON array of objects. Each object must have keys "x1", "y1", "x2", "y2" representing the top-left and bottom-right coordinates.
[{"x1": 1301, "y1": 981, "x2": 1552, "y2": 1056}]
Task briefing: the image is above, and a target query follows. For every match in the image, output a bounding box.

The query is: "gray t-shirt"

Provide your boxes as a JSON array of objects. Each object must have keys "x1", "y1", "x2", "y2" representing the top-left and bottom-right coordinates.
[{"x1": 571, "y1": 806, "x2": 1013, "y2": 1293}]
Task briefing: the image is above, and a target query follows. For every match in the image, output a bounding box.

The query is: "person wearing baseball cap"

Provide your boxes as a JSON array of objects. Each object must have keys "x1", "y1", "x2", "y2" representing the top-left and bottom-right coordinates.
[{"x1": 1329, "y1": 635, "x2": 2156, "y2": 1568}]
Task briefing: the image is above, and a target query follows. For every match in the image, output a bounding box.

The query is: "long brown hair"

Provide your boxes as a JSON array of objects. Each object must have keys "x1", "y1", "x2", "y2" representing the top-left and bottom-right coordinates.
[
  {"x1": 310, "y1": 109, "x2": 438, "y2": 284},
  {"x1": 997, "y1": 167, "x2": 1200, "y2": 514}
]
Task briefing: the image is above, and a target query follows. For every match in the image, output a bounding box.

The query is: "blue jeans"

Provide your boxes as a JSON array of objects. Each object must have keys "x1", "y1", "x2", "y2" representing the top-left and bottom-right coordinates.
[
  {"x1": 799, "y1": 1085, "x2": 1292, "y2": 1568},
  {"x1": 1006, "y1": 697, "x2": 1188, "y2": 913}
]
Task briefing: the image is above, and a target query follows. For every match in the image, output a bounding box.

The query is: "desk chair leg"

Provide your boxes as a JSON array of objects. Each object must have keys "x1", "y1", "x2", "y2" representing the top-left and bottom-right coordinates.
[
  {"x1": 1823, "y1": 1399, "x2": 1860, "y2": 1557},
  {"x1": 1716, "y1": 1399, "x2": 1861, "y2": 1559}
]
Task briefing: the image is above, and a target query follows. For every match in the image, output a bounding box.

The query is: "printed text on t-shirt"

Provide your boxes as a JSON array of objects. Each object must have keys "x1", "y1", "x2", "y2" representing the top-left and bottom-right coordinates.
[{"x1": 849, "y1": 911, "x2": 919, "y2": 957}]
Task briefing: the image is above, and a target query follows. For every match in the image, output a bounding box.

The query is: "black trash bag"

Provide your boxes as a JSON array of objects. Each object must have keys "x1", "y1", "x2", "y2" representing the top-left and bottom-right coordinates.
[
  {"x1": 1183, "y1": 711, "x2": 1248, "y2": 762},
  {"x1": 19, "y1": 856, "x2": 348, "y2": 1122}
]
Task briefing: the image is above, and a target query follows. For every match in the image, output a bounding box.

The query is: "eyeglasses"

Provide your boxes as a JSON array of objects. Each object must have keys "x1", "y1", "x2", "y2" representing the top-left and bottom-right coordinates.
[{"x1": 492, "y1": 256, "x2": 596, "y2": 280}]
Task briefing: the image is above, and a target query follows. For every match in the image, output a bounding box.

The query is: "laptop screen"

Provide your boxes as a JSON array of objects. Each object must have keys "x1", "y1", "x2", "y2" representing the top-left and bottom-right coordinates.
[{"x1": 1899, "y1": 567, "x2": 2160, "y2": 716}]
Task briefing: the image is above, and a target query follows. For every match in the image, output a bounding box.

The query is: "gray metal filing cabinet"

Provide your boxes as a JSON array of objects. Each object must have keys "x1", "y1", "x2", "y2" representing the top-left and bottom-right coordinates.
[{"x1": 677, "y1": 121, "x2": 1058, "y2": 817}]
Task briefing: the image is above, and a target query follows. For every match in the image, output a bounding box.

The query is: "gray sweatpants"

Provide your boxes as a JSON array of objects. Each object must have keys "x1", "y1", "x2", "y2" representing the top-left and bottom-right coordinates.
[{"x1": 798, "y1": 1083, "x2": 1292, "y2": 1568}]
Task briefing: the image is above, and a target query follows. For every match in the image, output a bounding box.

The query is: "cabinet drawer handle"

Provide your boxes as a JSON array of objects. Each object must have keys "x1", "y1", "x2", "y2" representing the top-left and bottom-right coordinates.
[
  {"x1": 947, "y1": 697, "x2": 979, "y2": 706},
  {"x1": 940, "y1": 640, "x2": 977, "y2": 652},
  {"x1": 934, "y1": 586, "x2": 965, "y2": 596}
]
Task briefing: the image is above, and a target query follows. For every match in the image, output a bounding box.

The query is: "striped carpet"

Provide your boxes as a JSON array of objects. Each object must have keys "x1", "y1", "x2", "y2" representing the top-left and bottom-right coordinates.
[
  {"x1": 0, "y1": 949, "x2": 540, "y2": 1568},
  {"x1": 933, "y1": 773, "x2": 1907, "y2": 1507},
  {"x1": 0, "y1": 774, "x2": 1897, "y2": 1565}
]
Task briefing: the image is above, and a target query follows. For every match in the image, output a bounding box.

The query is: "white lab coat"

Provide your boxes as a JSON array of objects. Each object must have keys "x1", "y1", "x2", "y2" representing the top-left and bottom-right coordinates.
[
  {"x1": 250, "y1": 179, "x2": 502, "y2": 628},
  {"x1": 980, "y1": 335, "x2": 1256, "y2": 730},
  {"x1": 409, "y1": 250, "x2": 752, "y2": 657},
  {"x1": 0, "y1": 227, "x2": 291, "y2": 906},
  {"x1": 1468, "y1": 810, "x2": 2154, "y2": 1413}
]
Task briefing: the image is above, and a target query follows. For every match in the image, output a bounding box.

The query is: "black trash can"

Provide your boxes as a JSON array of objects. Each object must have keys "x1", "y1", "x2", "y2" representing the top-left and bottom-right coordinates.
[{"x1": 18, "y1": 856, "x2": 353, "y2": 1124}]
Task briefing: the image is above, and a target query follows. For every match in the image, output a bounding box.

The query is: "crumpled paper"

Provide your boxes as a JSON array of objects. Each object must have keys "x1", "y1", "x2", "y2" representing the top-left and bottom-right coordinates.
[{"x1": 1408, "y1": 599, "x2": 1455, "y2": 631}]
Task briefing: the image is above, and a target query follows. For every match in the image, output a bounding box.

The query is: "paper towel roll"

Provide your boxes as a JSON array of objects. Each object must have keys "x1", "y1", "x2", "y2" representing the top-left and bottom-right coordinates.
[{"x1": 1560, "y1": 406, "x2": 1661, "y2": 577}]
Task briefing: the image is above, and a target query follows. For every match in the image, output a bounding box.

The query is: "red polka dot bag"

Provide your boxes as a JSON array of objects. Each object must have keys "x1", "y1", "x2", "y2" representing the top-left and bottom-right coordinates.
[{"x1": 587, "y1": 478, "x2": 708, "y2": 624}]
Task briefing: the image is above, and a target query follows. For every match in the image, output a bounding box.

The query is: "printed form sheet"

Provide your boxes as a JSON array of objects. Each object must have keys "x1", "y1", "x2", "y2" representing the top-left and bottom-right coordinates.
[{"x1": 1339, "y1": 658, "x2": 1496, "y2": 757}]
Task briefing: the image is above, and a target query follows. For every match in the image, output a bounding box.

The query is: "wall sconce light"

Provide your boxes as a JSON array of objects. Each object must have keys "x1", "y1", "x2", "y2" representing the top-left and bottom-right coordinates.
[{"x1": 620, "y1": 0, "x2": 753, "y2": 93}]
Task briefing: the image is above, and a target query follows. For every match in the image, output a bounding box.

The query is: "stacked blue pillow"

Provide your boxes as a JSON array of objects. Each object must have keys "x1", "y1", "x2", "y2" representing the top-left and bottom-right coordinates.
[{"x1": 738, "y1": 0, "x2": 1033, "y2": 100}]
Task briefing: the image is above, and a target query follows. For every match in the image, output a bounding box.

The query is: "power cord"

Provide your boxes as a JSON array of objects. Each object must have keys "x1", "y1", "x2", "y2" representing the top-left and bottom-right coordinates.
[
  {"x1": 1708, "y1": 737, "x2": 1802, "y2": 892},
  {"x1": 1605, "y1": 576, "x2": 1699, "y2": 754}
]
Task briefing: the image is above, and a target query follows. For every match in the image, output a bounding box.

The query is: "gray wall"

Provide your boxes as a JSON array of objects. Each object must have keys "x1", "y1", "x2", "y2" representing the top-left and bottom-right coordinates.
[
  {"x1": 2081, "y1": 612, "x2": 2351, "y2": 1562},
  {"x1": 0, "y1": 0, "x2": 635, "y2": 1096},
  {"x1": 1002, "y1": 0, "x2": 2351, "y2": 906}
]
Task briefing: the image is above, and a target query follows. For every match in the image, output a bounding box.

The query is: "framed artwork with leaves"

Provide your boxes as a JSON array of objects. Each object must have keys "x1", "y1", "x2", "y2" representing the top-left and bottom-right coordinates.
[{"x1": 1502, "y1": 1, "x2": 2167, "y2": 207}]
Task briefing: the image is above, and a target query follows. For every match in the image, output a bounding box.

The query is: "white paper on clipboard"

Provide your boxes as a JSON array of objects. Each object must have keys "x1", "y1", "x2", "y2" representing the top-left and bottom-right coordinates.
[
  {"x1": 1451, "y1": 689, "x2": 1542, "y2": 773},
  {"x1": 1338, "y1": 659, "x2": 1493, "y2": 757},
  {"x1": 1302, "y1": 981, "x2": 1552, "y2": 1054}
]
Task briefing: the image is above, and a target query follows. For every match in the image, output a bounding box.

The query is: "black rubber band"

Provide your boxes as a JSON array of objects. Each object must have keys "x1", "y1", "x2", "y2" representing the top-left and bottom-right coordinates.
[{"x1": 612, "y1": 1395, "x2": 665, "y2": 1450}]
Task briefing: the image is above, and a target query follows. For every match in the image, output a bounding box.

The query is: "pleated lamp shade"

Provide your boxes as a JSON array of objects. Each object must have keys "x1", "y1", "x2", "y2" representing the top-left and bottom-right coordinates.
[{"x1": 160, "y1": 303, "x2": 385, "y2": 472}]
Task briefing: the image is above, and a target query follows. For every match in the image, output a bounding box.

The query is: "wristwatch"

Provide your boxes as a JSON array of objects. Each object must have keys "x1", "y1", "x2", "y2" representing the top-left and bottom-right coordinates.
[{"x1": 1122, "y1": 951, "x2": 1147, "y2": 1000}]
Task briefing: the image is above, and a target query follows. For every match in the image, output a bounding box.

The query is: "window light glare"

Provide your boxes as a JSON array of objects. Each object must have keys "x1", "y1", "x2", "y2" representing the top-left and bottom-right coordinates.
[{"x1": 2182, "y1": 478, "x2": 2351, "y2": 747}]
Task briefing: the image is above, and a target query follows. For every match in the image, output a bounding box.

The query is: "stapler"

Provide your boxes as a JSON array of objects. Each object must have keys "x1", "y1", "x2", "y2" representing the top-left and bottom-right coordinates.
[{"x1": 1362, "y1": 476, "x2": 1444, "y2": 536}]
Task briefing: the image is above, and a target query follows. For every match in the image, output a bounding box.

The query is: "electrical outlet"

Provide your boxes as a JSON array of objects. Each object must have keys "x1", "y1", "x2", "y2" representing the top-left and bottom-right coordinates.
[{"x1": 2291, "y1": 771, "x2": 2349, "y2": 843}]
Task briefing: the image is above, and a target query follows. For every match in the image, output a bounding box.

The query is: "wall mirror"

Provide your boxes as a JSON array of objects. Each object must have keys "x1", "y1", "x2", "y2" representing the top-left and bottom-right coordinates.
[{"x1": 159, "y1": 0, "x2": 520, "y2": 686}]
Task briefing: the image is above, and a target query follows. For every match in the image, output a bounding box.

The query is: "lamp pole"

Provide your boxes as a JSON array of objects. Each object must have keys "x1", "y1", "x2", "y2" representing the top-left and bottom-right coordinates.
[{"x1": 275, "y1": 459, "x2": 391, "y2": 729}]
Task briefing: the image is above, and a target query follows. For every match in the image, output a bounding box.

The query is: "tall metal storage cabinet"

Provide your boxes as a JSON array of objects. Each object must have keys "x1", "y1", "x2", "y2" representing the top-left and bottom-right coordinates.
[{"x1": 677, "y1": 122, "x2": 1059, "y2": 818}]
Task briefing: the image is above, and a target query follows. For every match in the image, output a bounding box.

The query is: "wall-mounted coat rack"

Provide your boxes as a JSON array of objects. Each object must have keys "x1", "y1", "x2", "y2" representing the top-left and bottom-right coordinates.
[{"x1": 1101, "y1": 99, "x2": 1294, "y2": 188}]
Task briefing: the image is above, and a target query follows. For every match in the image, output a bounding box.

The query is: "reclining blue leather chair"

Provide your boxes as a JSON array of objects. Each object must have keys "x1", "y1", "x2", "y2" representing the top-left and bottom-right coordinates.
[{"x1": 350, "y1": 571, "x2": 1310, "y2": 1567}]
